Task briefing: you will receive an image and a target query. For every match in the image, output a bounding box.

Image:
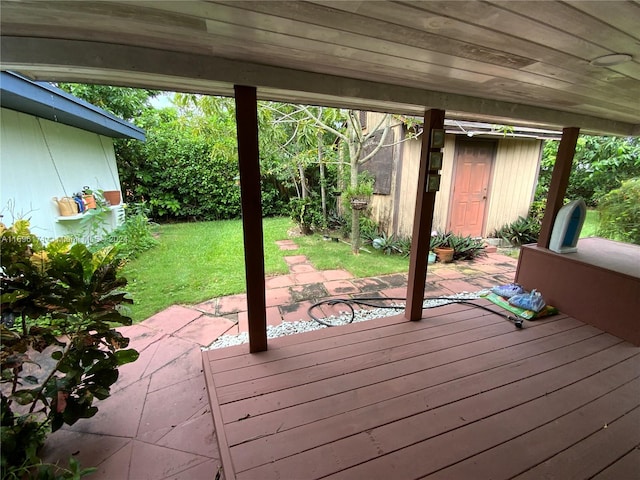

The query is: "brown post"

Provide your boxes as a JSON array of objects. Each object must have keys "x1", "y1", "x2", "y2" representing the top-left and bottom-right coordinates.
[
  {"x1": 537, "y1": 127, "x2": 580, "y2": 248},
  {"x1": 234, "y1": 85, "x2": 267, "y2": 352},
  {"x1": 405, "y1": 109, "x2": 445, "y2": 321}
]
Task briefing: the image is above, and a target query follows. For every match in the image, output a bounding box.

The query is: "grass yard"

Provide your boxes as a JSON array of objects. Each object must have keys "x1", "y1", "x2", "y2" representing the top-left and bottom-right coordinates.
[
  {"x1": 123, "y1": 218, "x2": 411, "y2": 322},
  {"x1": 580, "y1": 209, "x2": 599, "y2": 238},
  {"x1": 293, "y1": 234, "x2": 409, "y2": 278},
  {"x1": 123, "y1": 217, "x2": 292, "y2": 321}
]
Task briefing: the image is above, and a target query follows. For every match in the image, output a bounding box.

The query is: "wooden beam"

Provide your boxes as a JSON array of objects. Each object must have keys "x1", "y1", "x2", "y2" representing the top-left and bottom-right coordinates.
[
  {"x1": 406, "y1": 109, "x2": 445, "y2": 321},
  {"x1": 234, "y1": 85, "x2": 267, "y2": 353},
  {"x1": 537, "y1": 126, "x2": 580, "y2": 248},
  {"x1": 2, "y1": 36, "x2": 637, "y2": 136}
]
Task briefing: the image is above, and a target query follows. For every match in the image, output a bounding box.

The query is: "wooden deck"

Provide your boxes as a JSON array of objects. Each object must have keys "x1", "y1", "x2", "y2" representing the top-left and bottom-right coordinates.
[{"x1": 202, "y1": 301, "x2": 640, "y2": 479}]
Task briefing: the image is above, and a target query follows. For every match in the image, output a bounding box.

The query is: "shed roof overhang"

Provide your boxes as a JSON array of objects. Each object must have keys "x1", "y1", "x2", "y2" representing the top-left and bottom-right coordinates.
[{"x1": 0, "y1": 71, "x2": 146, "y2": 141}]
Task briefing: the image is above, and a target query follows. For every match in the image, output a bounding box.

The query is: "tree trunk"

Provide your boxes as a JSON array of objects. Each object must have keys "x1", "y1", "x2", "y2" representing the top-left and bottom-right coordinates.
[
  {"x1": 349, "y1": 140, "x2": 360, "y2": 254},
  {"x1": 298, "y1": 162, "x2": 308, "y2": 199},
  {"x1": 318, "y1": 130, "x2": 327, "y2": 226}
]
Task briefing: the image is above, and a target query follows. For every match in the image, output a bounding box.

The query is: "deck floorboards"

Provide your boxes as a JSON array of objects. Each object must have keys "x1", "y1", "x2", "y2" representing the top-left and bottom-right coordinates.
[{"x1": 202, "y1": 301, "x2": 640, "y2": 479}]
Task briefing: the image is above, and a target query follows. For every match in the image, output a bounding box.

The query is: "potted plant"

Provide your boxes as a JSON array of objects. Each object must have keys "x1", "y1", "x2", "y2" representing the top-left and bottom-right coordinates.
[
  {"x1": 343, "y1": 175, "x2": 374, "y2": 211},
  {"x1": 430, "y1": 232, "x2": 455, "y2": 263}
]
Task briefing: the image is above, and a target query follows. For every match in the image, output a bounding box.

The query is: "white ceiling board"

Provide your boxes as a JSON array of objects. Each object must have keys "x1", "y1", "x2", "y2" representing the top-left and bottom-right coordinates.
[{"x1": 0, "y1": 0, "x2": 638, "y2": 135}]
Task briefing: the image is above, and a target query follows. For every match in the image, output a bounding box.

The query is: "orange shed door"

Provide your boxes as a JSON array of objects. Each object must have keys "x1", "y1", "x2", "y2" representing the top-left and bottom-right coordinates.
[{"x1": 448, "y1": 140, "x2": 495, "y2": 237}]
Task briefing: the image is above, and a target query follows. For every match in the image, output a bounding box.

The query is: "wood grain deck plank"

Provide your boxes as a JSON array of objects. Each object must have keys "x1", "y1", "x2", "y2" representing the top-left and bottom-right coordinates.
[
  {"x1": 591, "y1": 445, "x2": 640, "y2": 480},
  {"x1": 213, "y1": 312, "x2": 506, "y2": 386},
  {"x1": 307, "y1": 353, "x2": 640, "y2": 480},
  {"x1": 514, "y1": 406, "x2": 640, "y2": 480},
  {"x1": 209, "y1": 303, "x2": 498, "y2": 373},
  {"x1": 224, "y1": 326, "x2": 610, "y2": 446},
  {"x1": 215, "y1": 317, "x2": 580, "y2": 404},
  {"x1": 426, "y1": 383, "x2": 640, "y2": 479},
  {"x1": 203, "y1": 303, "x2": 475, "y2": 363},
  {"x1": 218, "y1": 316, "x2": 582, "y2": 420},
  {"x1": 231, "y1": 347, "x2": 640, "y2": 474}
]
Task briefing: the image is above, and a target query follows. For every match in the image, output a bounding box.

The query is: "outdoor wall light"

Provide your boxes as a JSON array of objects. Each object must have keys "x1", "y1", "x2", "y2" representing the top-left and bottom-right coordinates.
[{"x1": 589, "y1": 54, "x2": 633, "y2": 67}]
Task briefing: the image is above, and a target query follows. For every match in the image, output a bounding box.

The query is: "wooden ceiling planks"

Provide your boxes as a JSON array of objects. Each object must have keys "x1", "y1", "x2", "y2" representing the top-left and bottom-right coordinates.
[
  {"x1": 312, "y1": 1, "x2": 638, "y2": 98},
  {"x1": 0, "y1": 0, "x2": 638, "y2": 133}
]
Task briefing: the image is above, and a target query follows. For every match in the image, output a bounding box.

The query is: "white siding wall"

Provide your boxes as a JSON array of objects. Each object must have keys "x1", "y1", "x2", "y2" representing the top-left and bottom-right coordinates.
[
  {"x1": 484, "y1": 138, "x2": 542, "y2": 235},
  {"x1": 0, "y1": 108, "x2": 123, "y2": 240}
]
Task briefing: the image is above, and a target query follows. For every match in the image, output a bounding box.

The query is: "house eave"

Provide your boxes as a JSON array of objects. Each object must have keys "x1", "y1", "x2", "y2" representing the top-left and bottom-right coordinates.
[{"x1": 0, "y1": 71, "x2": 146, "y2": 141}]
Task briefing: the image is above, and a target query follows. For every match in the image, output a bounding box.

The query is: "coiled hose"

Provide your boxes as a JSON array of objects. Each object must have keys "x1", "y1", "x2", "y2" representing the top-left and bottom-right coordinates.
[{"x1": 307, "y1": 296, "x2": 524, "y2": 329}]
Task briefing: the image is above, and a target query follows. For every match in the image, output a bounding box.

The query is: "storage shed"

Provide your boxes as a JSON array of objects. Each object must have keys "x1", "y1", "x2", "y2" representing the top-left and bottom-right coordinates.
[{"x1": 0, "y1": 72, "x2": 145, "y2": 240}]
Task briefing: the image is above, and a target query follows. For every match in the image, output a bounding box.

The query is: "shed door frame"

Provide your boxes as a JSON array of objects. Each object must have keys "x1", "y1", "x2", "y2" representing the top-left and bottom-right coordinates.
[{"x1": 447, "y1": 137, "x2": 497, "y2": 237}]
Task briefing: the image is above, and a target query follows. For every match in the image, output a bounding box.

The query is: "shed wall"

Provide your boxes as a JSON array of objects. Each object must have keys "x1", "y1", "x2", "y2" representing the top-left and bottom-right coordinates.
[
  {"x1": 1, "y1": 108, "x2": 123, "y2": 240},
  {"x1": 367, "y1": 131, "x2": 541, "y2": 239},
  {"x1": 484, "y1": 138, "x2": 542, "y2": 235}
]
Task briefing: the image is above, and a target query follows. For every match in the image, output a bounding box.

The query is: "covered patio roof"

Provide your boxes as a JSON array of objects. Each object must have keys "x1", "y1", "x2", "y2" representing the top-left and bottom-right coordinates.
[{"x1": 1, "y1": 1, "x2": 638, "y2": 136}]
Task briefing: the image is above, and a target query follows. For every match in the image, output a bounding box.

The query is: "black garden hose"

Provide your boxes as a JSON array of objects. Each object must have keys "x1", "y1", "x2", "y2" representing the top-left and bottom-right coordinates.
[{"x1": 307, "y1": 296, "x2": 524, "y2": 329}]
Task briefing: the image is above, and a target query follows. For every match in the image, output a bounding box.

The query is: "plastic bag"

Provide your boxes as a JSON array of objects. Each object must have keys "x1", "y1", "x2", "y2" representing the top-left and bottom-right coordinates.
[
  {"x1": 509, "y1": 289, "x2": 546, "y2": 312},
  {"x1": 491, "y1": 283, "x2": 525, "y2": 299}
]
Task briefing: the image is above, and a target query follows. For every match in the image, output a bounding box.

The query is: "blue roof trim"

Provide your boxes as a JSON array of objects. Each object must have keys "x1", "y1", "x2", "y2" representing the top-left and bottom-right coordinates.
[{"x1": 0, "y1": 72, "x2": 146, "y2": 141}]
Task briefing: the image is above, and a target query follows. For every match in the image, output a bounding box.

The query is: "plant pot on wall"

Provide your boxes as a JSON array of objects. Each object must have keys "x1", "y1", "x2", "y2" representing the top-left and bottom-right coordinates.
[
  {"x1": 102, "y1": 190, "x2": 121, "y2": 205},
  {"x1": 434, "y1": 246, "x2": 454, "y2": 263},
  {"x1": 83, "y1": 195, "x2": 97, "y2": 210}
]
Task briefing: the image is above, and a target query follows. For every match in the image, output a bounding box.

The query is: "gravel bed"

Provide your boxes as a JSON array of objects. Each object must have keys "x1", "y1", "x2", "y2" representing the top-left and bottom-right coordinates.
[{"x1": 203, "y1": 290, "x2": 487, "y2": 350}]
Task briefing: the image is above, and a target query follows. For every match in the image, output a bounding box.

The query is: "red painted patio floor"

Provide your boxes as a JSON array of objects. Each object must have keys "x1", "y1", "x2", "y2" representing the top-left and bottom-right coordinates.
[
  {"x1": 203, "y1": 303, "x2": 640, "y2": 480},
  {"x1": 41, "y1": 250, "x2": 522, "y2": 479}
]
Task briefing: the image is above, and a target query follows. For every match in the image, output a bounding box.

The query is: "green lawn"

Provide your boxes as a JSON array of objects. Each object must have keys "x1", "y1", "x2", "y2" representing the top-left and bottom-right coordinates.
[
  {"x1": 123, "y1": 217, "x2": 292, "y2": 321},
  {"x1": 580, "y1": 209, "x2": 599, "y2": 238},
  {"x1": 122, "y1": 218, "x2": 410, "y2": 322},
  {"x1": 293, "y1": 234, "x2": 409, "y2": 277}
]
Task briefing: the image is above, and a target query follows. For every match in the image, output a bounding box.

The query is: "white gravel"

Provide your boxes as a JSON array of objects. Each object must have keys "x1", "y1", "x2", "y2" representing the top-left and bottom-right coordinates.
[{"x1": 203, "y1": 290, "x2": 488, "y2": 350}]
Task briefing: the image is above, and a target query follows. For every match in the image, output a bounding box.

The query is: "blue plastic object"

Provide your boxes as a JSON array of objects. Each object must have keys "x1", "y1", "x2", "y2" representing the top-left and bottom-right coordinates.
[
  {"x1": 509, "y1": 289, "x2": 546, "y2": 312},
  {"x1": 491, "y1": 283, "x2": 525, "y2": 299}
]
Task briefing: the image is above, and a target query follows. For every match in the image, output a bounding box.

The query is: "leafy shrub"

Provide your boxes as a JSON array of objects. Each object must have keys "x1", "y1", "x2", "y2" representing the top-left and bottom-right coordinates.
[
  {"x1": 1, "y1": 221, "x2": 138, "y2": 478},
  {"x1": 289, "y1": 196, "x2": 324, "y2": 233},
  {"x1": 429, "y1": 232, "x2": 486, "y2": 260},
  {"x1": 372, "y1": 232, "x2": 402, "y2": 255},
  {"x1": 493, "y1": 216, "x2": 540, "y2": 246},
  {"x1": 597, "y1": 178, "x2": 640, "y2": 245},
  {"x1": 94, "y1": 202, "x2": 158, "y2": 259}
]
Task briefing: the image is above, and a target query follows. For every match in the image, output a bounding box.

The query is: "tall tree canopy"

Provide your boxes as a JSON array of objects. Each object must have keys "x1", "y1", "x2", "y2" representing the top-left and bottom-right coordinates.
[{"x1": 536, "y1": 136, "x2": 640, "y2": 206}]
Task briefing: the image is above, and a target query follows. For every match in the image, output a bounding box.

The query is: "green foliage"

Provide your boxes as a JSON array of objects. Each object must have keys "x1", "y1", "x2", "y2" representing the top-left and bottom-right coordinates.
[
  {"x1": 536, "y1": 136, "x2": 640, "y2": 206},
  {"x1": 343, "y1": 173, "x2": 375, "y2": 209},
  {"x1": 1, "y1": 221, "x2": 137, "y2": 478},
  {"x1": 429, "y1": 232, "x2": 486, "y2": 260},
  {"x1": 93, "y1": 202, "x2": 159, "y2": 260},
  {"x1": 56, "y1": 83, "x2": 158, "y2": 121},
  {"x1": 292, "y1": 233, "x2": 410, "y2": 278},
  {"x1": 117, "y1": 107, "x2": 243, "y2": 221},
  {"x1": 371, "y1": 232, "x2": 402, "y2": 255},
  {"x1": 597, "y1": 178, "x2": 640, "y2": 245},
  {"x1": 493, "y1": 216, "x2": 541, "y2": 246},
  {"x1": 289, "y1": 196, "x2": 324, "y2": 233}
]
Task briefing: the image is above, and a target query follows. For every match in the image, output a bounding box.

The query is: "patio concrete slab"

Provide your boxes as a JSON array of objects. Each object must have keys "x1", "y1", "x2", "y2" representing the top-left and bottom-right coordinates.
[
  {"x1": 217, "y1": 293, "x2": 247, "y2": 314},
  {"x1": 174, "y1": 315, "x2": 235, "y2": 346},
  {"x1": 292, "y1": 271, "x2": 327, "y2": 284},
  {"x1": 290, "y1": 283, "x2": 329, "y2": 303},
  {"x1": 289, "y1": 263, "x2": 317, "y2": 273},
  {"x1": 265, "y1": 274, "x2": 295, "y2": 289},
  {"x1": 323, "y1": 269, "x2": 354, "y2": 280},
  {"x1": 283, "y1": 255, "x2": 308, "y2": 265},
  {"x1": 265, "y1": 286, "x2": 293, "y2": 307},
  {"x1": 325, "y1": 279, "x2": 359, "y2": 295},
  {"x1": 143, "y1": 305, "x2": 203, "y2": 334}
]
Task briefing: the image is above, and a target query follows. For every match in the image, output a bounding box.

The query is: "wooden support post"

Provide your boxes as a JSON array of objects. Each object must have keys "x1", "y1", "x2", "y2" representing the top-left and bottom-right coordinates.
[
  {"x1": 234, "y1": 85, "x2": 267, "y2": 353},
  {"x1": 405, "y1": 109, "x2": 445, "y2": 321},
  {"x1": 537, "y1": 127, "x2": 580, "y2": 248}
]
